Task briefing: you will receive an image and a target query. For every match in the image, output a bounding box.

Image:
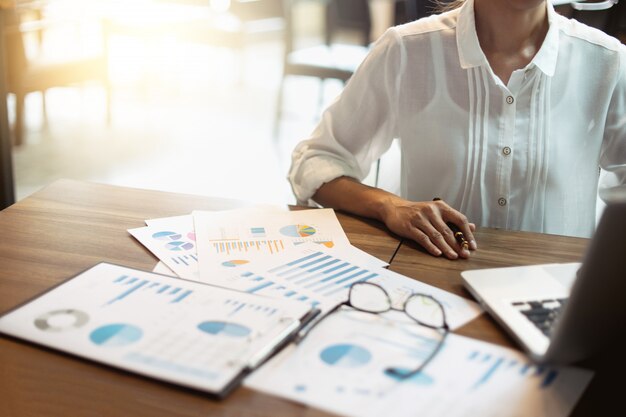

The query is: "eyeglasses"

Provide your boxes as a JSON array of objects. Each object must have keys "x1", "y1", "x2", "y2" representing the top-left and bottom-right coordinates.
[{"x1": 297, "y1": 282, "x2": 449, "y2": 379}]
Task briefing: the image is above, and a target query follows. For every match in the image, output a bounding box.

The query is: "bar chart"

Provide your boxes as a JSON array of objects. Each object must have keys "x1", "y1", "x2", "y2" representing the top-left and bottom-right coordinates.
[
  {"x1": 216, "y1": 250, "x2": 382, "y2": 313},
  {"x1": 108, "y1": 275, "x2": 193, "y2": 305},
  {"x1": 211, "y1": 239, "x2": 286, "y2": 256},
  {"x1": 467, "y1": 350, "x2": 559, "y2": 390}
]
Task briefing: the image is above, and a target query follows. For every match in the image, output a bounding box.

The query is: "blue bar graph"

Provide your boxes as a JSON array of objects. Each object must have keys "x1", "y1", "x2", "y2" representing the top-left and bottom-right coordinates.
[
  {"x1": 248, "y1": 281, "x2": 275, "y2": 294},
  {"x1": 467, "y1": 351, "x2": 559, "y2": 390},
  {"x1": 114, "y1": 275, "x2": 128, "y2": 283},
  {"x1": 170, "y1": 254, "x2": 198, "y2": 266},
  {"x1": 108, "y1": 277, "x2": 194, "y2": 305},
  {"x1": 268, "y1": 251, "x2": 324, "y2": 273},
  {"x1": 473, "y1": 357, "x2": 504, "y2": 388},
  {"x1": 304, "y1": 266, "x2": 358, "y2": 288},
  {"x1": 224, "y1": 299, "x2": 278, "y2": 317},
  {"x1": 266, "y1": 252, "x2": 379, "y2": 298},
  {"x1": 106, "y1": 280, "x2": 148, "y2": 305},
  {"x1": 171, "y1": 290, "x2": 192, "y2": 303}
]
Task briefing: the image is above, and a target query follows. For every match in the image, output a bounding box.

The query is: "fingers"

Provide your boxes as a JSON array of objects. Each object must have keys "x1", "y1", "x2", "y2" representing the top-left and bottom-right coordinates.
[
  {"x1": 430, "y1": 217, "x2": 469, "y2": 259},
  {"x1": 410, "y1": 227, "x2": 446, "y2": 258},
  {"x1": 381, "y1": 198, "x2": 477, "y2": 259},
  {"x1": 408, "y1": 200, "x2": 477, "y2": 259},
  {"x1": 409, "y1": 222, "x2": 459, "y2": 259},
  {"x1": 434, "y1": 201, "x2": 478, "y2": 251}
]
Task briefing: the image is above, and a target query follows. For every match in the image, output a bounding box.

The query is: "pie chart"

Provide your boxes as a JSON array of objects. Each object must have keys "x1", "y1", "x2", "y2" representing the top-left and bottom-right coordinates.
[
  {"x1": 34, "y1": 309, "x2": 89, "y2": 332},
  {"x1": 222, "y1": 260, "x2": 249, "y2": 267},
  {"x1": 384, "y1": 368, "x2": 434, "y2": 385},
  {"x1": 165, "y1": 241, "x2": 194, "y2": 251},
  {"x1": 319, "y1": 344, "x2": 371, "y2": 368},
  {"x1": 152, "y1": 231, "x2": 182, "y2": 241},
  {"x1": 197, "y1": 321, "x2": 251, "y2": 338},
  {"x1": 280, "y1": 224, "x2": 316, "y2": 238},
  {"x1": 89, "y1": 324, "x2": 143, "y2": 347},
  {"x1": 317, "y1": 241, "x2": 334, "y2": 248}
]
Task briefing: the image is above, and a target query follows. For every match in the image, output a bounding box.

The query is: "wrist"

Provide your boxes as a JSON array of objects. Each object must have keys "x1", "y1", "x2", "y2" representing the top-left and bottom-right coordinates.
[{"x1": 370, "y1": 193, "x2": 403, "y2": 223}]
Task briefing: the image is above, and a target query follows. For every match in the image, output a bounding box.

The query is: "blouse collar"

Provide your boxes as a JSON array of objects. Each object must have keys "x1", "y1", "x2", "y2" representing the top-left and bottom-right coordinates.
[{"x1": 456, "y1": 0, "x2": 559, "y2": 76}]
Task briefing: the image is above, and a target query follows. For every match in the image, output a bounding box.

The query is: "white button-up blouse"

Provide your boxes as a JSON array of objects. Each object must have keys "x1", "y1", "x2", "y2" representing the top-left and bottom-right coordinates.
[{"x1": 288, "y1": 0, "x2": 626, "y2": 238}]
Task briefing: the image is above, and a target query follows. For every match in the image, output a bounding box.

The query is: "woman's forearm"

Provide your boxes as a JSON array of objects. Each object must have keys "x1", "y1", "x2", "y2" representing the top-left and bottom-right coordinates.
[
  {"x1": 312, "y1": 176, "x2": 476, "y2": 259},
  {"x1": 312, "y1": 176, "x2": 402, "y2": 223}
]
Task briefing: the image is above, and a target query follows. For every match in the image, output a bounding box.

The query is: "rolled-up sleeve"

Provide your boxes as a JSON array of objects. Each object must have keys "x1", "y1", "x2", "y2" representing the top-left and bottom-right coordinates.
[
  {"x1": 599, "y1": 47, "x2": 626, "y2": 199},
  {"x1": 288, "y1": 28, "x2": 403, "y2": 204}
]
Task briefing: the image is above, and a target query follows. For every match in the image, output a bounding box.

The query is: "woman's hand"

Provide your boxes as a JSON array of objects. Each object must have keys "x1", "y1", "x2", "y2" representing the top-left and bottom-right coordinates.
[
  {"x1": 312, "y1": 177, "x2": 477, "y2": 259},
  {"x1": 380, "y1": 197, "x2": 477, "y2": 259}
]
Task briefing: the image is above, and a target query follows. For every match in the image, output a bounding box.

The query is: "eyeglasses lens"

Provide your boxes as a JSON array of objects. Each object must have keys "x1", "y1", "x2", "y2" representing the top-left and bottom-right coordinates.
[
  {"x1": 405, "y1": 294, "x2": 445, "y2": 328},
  {"x1": 349, "y1": 283, "x2": 390, "y2": 313}
]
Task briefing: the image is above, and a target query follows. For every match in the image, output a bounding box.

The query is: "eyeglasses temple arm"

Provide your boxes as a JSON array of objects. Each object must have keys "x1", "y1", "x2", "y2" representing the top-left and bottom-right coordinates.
[{"x1": 386, "y1": 328, "x2": 450, "y2": 380}]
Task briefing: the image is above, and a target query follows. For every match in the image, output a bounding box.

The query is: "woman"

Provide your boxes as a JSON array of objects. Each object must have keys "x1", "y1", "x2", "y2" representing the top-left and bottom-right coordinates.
[{"x1": 288, "y1": 0, "x2": 626, "y2": 259}]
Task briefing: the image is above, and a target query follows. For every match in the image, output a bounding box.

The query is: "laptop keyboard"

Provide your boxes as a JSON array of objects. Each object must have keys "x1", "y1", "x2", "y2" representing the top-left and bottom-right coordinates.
[{"x1": 511, "y1": 298, "x2": 568, "y2": 337}]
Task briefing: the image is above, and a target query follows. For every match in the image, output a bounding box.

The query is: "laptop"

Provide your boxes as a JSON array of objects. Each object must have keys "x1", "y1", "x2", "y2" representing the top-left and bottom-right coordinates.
[{"x1": 461, "y1": 200, "x2": 626, "y2": 364}]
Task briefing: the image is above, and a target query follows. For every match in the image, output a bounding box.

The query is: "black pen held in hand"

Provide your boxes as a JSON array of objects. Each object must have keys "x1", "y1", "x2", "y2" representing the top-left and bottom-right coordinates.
[{"x1": 446, "y1": 222, "x2": 469, "y2": 250}]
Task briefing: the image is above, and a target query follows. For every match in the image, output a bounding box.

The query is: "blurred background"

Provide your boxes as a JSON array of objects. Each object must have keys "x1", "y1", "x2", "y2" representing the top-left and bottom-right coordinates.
[{"x1": 0, "y1": 0, "x2": 624, "y2": 207}]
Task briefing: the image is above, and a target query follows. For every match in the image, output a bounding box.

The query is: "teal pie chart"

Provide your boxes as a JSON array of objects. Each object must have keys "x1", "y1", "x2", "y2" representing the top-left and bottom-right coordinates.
[
  {"x1": 152, "y1": 231, "x2": 182, "y2": 241},
  {"x1": 384, "y1": 368, "x2": 434, "y2": 385},
  {"x1": 320, "y1": 344, "x2": 371, "y2": 368},
  {"x1": 197, "y1": 321, "x2": 251, "y2": 338},
  {"x1": 89, "y1": 324, "x2": 143, "y2": 347},
  {"x1": 165, "y1": 241, "x2": 194, "y2": 251}
]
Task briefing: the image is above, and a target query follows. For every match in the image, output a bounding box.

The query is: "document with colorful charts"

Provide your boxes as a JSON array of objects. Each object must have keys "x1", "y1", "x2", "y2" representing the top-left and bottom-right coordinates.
[
  {"x1": 128, "y1": 215, "x2": 199, "y2": 279},
  {"x1": 128, "y1": 210, "x2": 387, "y2": 285},
  {"x1": 192, "y1": 208, "x2": 356, "y2": 282},
  {"x1": 130, "y1": 207, "x2": 288, "y2": 280},
  {"x1": 0, "y1": 263, "x2": 316, "y2": 398},
  {"x1": 128, "y1": 206, "x2": 290, "y2": 279},
  {"x1": 246, "y1": 309, "x2": 593, "y2": 417},
  {"x1": 196, "y1": 244, "x2": 482, "y2": 325}
]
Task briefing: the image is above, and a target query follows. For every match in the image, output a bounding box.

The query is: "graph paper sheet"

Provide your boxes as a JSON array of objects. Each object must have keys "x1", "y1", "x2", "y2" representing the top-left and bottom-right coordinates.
[
  {"x1": 246, "y1": 309, "x2": 593, "y2": 417},
  {"x1": 0, "y1": 263, "x2": 314, "y2": 398}
]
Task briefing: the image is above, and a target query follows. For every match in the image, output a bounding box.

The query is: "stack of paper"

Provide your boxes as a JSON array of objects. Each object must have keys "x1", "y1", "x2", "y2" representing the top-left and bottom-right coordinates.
[
  {"x1": 128, "y1": 207, "x2": 592, "y2": 416},
  {"x1": 246, "y1": 309, "x2": 593, "y2": 417},
  {"x1": 128, "y1": 207, "x2": 481, "y2": 319},
  {"x1": 130, "y1": 207, "x2": 363, "y2": 278}
]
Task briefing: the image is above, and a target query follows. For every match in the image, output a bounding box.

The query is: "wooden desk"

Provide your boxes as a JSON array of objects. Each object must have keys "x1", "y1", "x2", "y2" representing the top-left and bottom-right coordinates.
[
  {"x1": 0, "y1": 179, "x2": 621, "y2": 416},
  {"x1": 0, "y1": 179, "x2": 399, "y2": 417}
]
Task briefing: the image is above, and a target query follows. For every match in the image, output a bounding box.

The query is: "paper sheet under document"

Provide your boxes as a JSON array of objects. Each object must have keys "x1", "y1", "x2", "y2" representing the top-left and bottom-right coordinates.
[{"x1": 246, "y1": 309, "x2": 593, "y2": 417}]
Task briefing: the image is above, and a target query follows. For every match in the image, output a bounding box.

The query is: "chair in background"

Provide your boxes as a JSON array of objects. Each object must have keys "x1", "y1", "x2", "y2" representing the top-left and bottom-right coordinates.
[
  {"x1": 229, "y1": 0, "x2": 285, "y2": 35},
  {"x1": 4, "y1": 5, "x2": 110, "y2": 146},
  {"x1": 274, "y1": 0, "x2": 372, "y2": 139},
  {"x1": 229, "y1": 0, "x2": 286, "y2": 81},
  {"x1": 569, "y1": 0, "x2": 625, "y2": 40},
  {"x1": 394, "y1": 0, "x2": 454, "y2": 25}
]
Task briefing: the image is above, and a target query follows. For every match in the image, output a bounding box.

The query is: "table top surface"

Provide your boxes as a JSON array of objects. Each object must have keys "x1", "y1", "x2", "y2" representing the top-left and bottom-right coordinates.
[{"x1": 0, "y1": 179, "x2": 622, "y2": 417}]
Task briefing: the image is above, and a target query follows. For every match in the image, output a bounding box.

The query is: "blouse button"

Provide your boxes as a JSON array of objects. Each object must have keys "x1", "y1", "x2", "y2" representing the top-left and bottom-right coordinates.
[
  {"x1": 502, "y1": 146, "x2": 511, "y2": 156},
  {"x1": 506, "y1": 96, "x2": 514, "y2": 104},
  {"x1": 498, "y1": 198, "x2": 507, "y2": 206}
]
